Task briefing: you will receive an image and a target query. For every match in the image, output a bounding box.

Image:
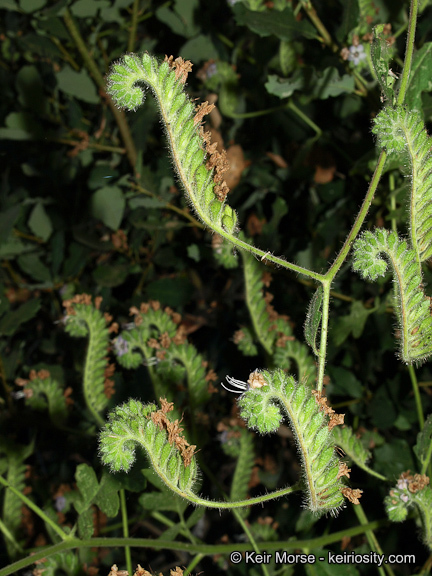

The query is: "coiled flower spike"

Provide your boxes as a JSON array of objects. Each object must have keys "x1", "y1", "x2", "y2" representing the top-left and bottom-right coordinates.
[
  {"x1": 222, "y1": 369, "x2": 357, "y2": 516},
  {"x1": 107, "y1": 53, "x2": 237, "y2": 235}
]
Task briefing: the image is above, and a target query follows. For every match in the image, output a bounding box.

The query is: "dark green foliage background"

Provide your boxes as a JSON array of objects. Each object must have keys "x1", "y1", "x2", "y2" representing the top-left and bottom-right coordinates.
[{"x1": 1, "y1": 0, "x2": 432, "y2": 574}]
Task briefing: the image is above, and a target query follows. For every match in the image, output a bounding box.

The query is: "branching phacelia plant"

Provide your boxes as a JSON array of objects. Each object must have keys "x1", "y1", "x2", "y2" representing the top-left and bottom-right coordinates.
[{"x1": 2, "y1": 1, "x2": 432, "y2": 576}]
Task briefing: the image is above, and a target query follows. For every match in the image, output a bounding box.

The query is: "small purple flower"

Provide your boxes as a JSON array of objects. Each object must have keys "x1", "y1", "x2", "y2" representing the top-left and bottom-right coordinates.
[
  {"x1": 397, "y1": 478, "x2": 409, "y2": 490},
  {"x1": 217, "y1": 430, "x2": 230, "y2": 444},
  {"x1": 113, "y1": 335, "x2": 129, "y2": 357},
  {"x1": 400, "y1": 493, "x2": 409, "y2": 503},
  {"x1": 348, "y1": 44, "x2": 367, "y2": 66},
  {"x1": 55, "y1": 495, "x2": 67, "y2": 512},
  {"x1": 206, "y1": 62, "x2": 218, "y2": 79}
]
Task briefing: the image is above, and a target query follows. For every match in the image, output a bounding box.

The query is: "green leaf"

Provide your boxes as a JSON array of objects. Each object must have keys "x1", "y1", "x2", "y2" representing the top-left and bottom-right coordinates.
[
  {"x1": 63, "y1": 243, "x2": 88, "y2": 278},
  {"x1": 336, "y1": 0, "x2": 360, "y2": 43},
  {"x1": 139, "y1": 491, "x2": 186, "y2": 512},
  {"x1": 20, "y1": 0, "x2": 46, "y2": 12},
  {"x1": 187, "y1": 244, "x2": 200, "y2": 262},
  {"x1": 94, "y1": 470, "x2": 121, "y2": 517},
  {"x1": 0, "y1": 299, "x2": 41, "y2": 336},
  {"x1": 230, "y1": 430, "x2": 254, "y2": 518},
  {"x1": 265, "y1": 72, "x2": 305, "y2": 99},
  {"x1": 16, "y1": 65, "x2": 47, "y2": 115},
  {"x1": 233, "y1": 4, "x2": 316, "y2": 41},
  {"x1": 0, "y1": 0, "x2": 19, "y2": 9},
  {"x1": 74, "y1": 464, "x2": 99, "y2": 513},
  {"x1": 77, "y1": 507, "x2": 94, "y2": 539},
  {"x1": 180, "y1": 34, "x2": 219, "y2": 63},
  {"x1": 71, "y1": 0, "x2": 109, "y2": 17},
  {"x1": 311, "y1": 67, "x2": 355, "y2": 99},
  {"x1": 368, "y1": 384, "x2": 397, "y2": 429},
  {"x1": 0, "y1": 112, "x2": 43, "y2": 140},
  {"x1": 146, "y1": 277, "x2": 193, "y2": 308},
  {"x1": 28, "y1": 203, "x2": 53, "y2": 241},
  {"x1": 405, "y1": 42, "x2": 432, "y2": 111},
  {"x1": 155, "y1": 0, "x2": 200, "y2": 38},
  {"x1": 93, "y1": 263, "x2": 129, "y2": 287},
  {"x1": 374, "y1": 439, "x2": 415, "y2": 477},
  {"x1": 0, "y1": 206, "x2": 21, "y2": 243},
  {"x1": 304, "y1": 286, "x2": 323, "y2": 356},
  {"x1": 0, "y1": 236, "x2": 33, "y2": 259},
  {"x1": 305, "y1": 553, "x2": 360, "y2": 576},
  {"x1": 414, "y1": 414, "x2": 432, "y2": 470},
  {"x1": 266, "y1": 68, "x2": 355, "y2": 101},
  {"x1": 328, "y1": 366, "x2": 363, "y2": 399},
  {"x1": 90, "y1": 186, "x2": 125, "y2": 230},
  {"x1": 128, "y1": 197, "x2": 166, "y2": 210},
  {"x1": 18, "y1": 254, "x2": 52, "y2": 282},
  {"x1": 87, "y1": 165, "x2": 119, "y2": 190},
  {"x1": 371, "y1": 24, "x2": 395, "y2": 104},
  {"x1": 332, "y1": 300, "x2": 376, "y2": 346},
  {"x1": 56, "y1": 65, "x2": 99, "y2": 104},
  {"x1": 18, "y1": 33, "x2": 62, "y2": 59}
]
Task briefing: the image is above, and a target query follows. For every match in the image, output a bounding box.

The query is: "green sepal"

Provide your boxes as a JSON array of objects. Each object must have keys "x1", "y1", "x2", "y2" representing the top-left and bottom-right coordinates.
[{"x1": 304, "y1": 285, "x2": 323, "y2": 357}]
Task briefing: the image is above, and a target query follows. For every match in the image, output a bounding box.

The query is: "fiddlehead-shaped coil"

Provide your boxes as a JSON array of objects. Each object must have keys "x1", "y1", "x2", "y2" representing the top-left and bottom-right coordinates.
[
  {"x1": 352, "y1": 228, "x2": 432, "y2": 363},
  {"x1": 107, "y1": 53, "x2": 237, "y2": 235},
  {"x1": 271, "y1": 319, "x2": 316, "y2": 387},
  {"x1": 236, "y1": 369, "x2": 356, "y2": 516},
  {"x1": 100, "y1": 379, "x2": 358, "y2": 514},
  {"x1": 113, "y1": 301, "x2": 212, "y2": 407},
  {"x1": 239, "y1": 247, "x2": 277, "y2": 355},
  {"x1": 15, "y1": 369, "x2": 68, "y2": 427},
  {"x1": 100, "y1": 397, "x2": 299, "y2": 510},
  {"x1": 0, "y1": 440, "x2": 34, "y2": 559},
  {"x1": 113, "y1": 301, "x2": 179, "y2": 370},
  {"x1": 63, "y1": 294, "x2": 116, "y2": 425},
  {"x1": 384, "y1": 472, "x2": 432, "y2": 550},
  {"x1": 372, "y1": 106, "x2": 432, "y2": 263},
  {"x1": 332, "y1": 425, "x2": 387, "y2": 481},
  {"x1": 99, "y1": 398, "x2": 199, "y2": 496}
]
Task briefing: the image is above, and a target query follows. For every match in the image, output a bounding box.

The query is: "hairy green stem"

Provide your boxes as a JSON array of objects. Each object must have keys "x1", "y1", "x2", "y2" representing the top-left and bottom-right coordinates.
[
  {"x1": 184, "y1": 553, "x2": 205, "y2": 576},
  {"x1": 171, "y1": 482, "x2": 300, "y2": 509},
  {"x1": 130, "y1": 182, "x2": 205, "y2": 228},
  {"x1": 421, "y1": 434, "x2": 432, "y2": 477},
  {"x1": 63, "y1": 8, "x2": 137, "y2": 168},
  {"x1": 314, "y1": 151, "x2": 387, "y2": 391},
  {"x1": 220, "y1": 232, "x2": 325, "y2": 281},
  {"x1": 301, "y1": 1, "x2": 338, "y2": 52},
  {"x1": 287, "y1": 101, "x2": 322, "y2": 138},
  {"x1": 327, "y1": 151, "x2": 387, "y2": 280},
  {"x1": 0, "y1": 475, "x2": 69, "y2": 542},
  {"x1": 233, "y1": 510, "x2": 271, "y2": 576},
  {"x1": 0, "y1": 518, "x2": 22, "y2": 554},
  {"x1": 353, "y1": 504, "x2": 396, "y2": 576},
  {"x1": 127, "y1": 0, "x2": 140, "y2": 53},
  {"x1": 83, "y1": 327, "x2": 106, "y2": 428},
  {"x1": 224, "y1": 101, "x2": 322, "y2": 139},
  {"x1": 120, "y1": 489, "x2": 132, "y2": 576},
  {"x1": 408, "y1": 364, "x2": 425, "y2": 429},
  {"x1": 397, "y1": 0, "x2": 418, "y2": 106},
  {"x1": 52, "y1": 137, "x2": 127, "y2": 154},
  {"x1": 0, "y1": 520, "x2": 389, "y2": 576},
  {"x1": 316, "y1": 283, "x2": 330, "y2": 393}
]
